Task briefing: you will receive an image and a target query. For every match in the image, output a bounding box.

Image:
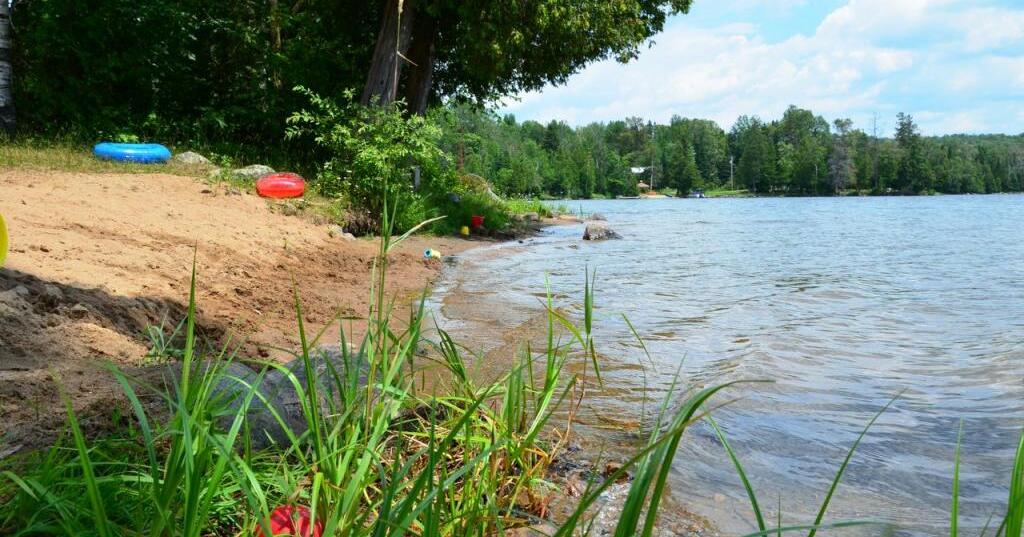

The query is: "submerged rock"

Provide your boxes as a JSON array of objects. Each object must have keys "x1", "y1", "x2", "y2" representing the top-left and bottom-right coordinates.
[
  {"x1": 230, "y1": 164, "x2": 275, "y2": 180},
  {"x1": 583, "y1": 222, "x2": 620, "y2": 241},
  {"x1": 589, "y1": 212, "x2": 607, "y2": 221}
]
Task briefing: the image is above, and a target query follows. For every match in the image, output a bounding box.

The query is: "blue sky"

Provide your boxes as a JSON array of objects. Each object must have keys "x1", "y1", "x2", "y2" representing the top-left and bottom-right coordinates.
[{"x1": 500, "y1": 0, "x2": 1024, "y2": 136}]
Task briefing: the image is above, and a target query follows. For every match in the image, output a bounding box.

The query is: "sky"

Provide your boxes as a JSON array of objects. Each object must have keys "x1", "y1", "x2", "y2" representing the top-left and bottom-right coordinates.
[{"x1": 500, "y1": 0, "x2": 1024, "y2": 136}]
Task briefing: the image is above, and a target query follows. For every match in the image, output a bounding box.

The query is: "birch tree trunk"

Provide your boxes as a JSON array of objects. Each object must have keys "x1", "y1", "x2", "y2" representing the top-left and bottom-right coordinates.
[{"x1": 0, "y1": 1, "x2": 15, "y2": 135}]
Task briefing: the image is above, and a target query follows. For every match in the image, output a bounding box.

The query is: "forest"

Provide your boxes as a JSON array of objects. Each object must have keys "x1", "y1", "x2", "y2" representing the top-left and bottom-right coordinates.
[{"x1": 436, "y1": 105, "x2": 1024, "y2": 198}]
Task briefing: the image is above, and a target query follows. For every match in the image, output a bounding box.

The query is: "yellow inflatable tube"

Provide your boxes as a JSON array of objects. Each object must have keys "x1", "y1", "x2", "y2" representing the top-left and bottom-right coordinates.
[{"x1": 0, "y1": 213, "x2": 7, "y2": 267}]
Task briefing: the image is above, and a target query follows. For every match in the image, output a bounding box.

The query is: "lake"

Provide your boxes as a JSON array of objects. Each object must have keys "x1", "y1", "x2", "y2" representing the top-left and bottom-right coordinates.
[{"x1": 432, "y1": 195, "x2": 1024, "y2": 536}]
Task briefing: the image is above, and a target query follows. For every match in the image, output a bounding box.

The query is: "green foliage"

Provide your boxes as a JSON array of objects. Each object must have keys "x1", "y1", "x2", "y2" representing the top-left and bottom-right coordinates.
[
  {"x1": 287, "y1": 88, "x2": 456, "y2": 233},
  {"x1": 439, "y1": 104, "x2": 1024, "y2": 199},
  {"x1": 12, "y1": 0, "x2": 378, "y2": 150}
]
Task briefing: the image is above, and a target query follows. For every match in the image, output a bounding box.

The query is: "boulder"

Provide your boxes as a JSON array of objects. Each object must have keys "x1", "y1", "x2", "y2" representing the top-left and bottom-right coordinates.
[
  {"x1": 157, "y1": 346, "x2": 369, "y2": 450},
  {"x1": 230, "y1": 164, "x2": 275, "y2": 180},
  {"x1": 583, "y1": 222, "x2": 620, "y2": 241},
  {"x1": 328, "y1": 225, "x2": 356, "y2": 241},
  {"x1": 173, "y1": 151, "x2": 213, "y2": 166}
]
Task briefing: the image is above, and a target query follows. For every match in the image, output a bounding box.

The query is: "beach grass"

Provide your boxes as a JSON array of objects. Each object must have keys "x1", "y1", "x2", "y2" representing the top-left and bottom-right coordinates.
[{"x1": 0, "y1": 139, "x2": 211, "y2": 176}]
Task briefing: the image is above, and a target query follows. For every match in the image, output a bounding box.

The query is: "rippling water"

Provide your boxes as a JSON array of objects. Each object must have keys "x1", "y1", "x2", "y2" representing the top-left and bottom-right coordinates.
[{"x1": 432, "y1": 196, "x2": 1024, "y2": 536}]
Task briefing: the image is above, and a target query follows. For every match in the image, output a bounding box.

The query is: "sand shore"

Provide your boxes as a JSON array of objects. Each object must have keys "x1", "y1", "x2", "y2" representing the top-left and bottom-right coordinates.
[{"x1": 0, "y1": 169, "x2": 482, "y2": 452}]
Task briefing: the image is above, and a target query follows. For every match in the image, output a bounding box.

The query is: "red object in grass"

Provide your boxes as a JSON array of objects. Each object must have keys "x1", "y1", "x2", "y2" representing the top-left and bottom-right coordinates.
[
  {"x1": 256, "y1": 172, "x2": 306, "y2": 199},
  {"x1": 255, "y1": 505, "x2": 323, "y2": 537},
  {"x1": 470, "y1": 215, "x2": 485, "y2": 229}
]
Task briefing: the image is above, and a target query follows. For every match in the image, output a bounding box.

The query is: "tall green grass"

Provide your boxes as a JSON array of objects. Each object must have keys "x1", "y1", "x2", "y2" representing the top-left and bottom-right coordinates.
[{"x1": 1, "y1": 202, "x2": 1023, "y2": 536}]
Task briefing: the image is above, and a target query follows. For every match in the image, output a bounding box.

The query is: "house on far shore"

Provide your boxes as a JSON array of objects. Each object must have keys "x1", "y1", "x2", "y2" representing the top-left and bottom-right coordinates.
[{"x1": 636, "y1": 181, "x2": 651, "y2": 193}]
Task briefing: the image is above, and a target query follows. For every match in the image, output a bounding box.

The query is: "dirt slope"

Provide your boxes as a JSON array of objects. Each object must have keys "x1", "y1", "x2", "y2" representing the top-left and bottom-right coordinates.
[{"x1": 0, "y1": 170, "x2": 472, "y2": 452}]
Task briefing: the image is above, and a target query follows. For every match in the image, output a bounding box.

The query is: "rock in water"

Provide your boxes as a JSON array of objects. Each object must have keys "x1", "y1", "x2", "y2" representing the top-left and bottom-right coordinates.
[
  {"x1": 583, "y1": 222, "x2": 620, "y2": 240},
  {"x1": 230, "y1": 164, "x2": 275, "y2": 180},
  {"x1": 589, "y1": 212, "x2": 607, "y2": 221},
  {"x1": 173, "y1": 151, "x2": 213, "y2": 166}
]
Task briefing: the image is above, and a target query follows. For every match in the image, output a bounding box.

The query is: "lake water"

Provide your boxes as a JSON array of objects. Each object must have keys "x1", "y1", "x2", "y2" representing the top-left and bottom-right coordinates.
[{"x1": 432, "y1": 195, "x2": 1024, "y2": 536}]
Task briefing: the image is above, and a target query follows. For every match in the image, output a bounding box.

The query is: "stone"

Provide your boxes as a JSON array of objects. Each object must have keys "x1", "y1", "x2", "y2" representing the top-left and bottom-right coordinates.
[
  {"x1": 583, "y1": 222, "x2": 621, "y2": 241},
  {"x1": 68, "y1": 303, "x2": 90, "y2": 318},
  {"x1": 41, "y1": 284, "x2": 64, "y2": 304},
  {"x1": 157, "y1": 348, "x2": 369, "y2": 450},
  {"x1": 523, "y1": 212, "x2": 540, "y2": 222},
  {"x1": 589, "y1": 212, "x2": 607, "y2": 221},
  {"x1": 328, "y1": 225, "x2": 356, "y2": 241},
  {"x1": 173, "y1": 151, "x2": 213, "y2": 166},
  {"x1": 230, "y1": 164, "x2": 275, "y2": 180}
]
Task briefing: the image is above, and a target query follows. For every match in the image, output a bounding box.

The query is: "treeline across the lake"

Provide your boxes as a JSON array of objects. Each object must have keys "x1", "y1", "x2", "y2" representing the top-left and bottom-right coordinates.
[{"x1": 439, "y1": 105, "x2": 1024, "y2": 198}]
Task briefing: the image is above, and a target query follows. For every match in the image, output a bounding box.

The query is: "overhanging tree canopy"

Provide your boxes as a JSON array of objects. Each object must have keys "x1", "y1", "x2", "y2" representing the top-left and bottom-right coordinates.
[{"x1": 363, "y1": 0, "x2": 694, "y2": 113}]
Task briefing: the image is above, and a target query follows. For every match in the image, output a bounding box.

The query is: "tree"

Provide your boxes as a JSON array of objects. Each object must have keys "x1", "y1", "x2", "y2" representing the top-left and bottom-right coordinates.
[
  {"x1": 829, "y1": 118, "x2": 856, "y2": 193},
  {"x1": 362, "y1": 0, "x2": 695, "y2": 114},
  {"x1": 737, "y1": 124, "x2": 771, "y2": 193},
  {"x1": 895, "y1": 112, "x2": 928, "y2": 192},
  {"x1": 0, "y1": 0, "x2": 13, "y2": 134},
  {"x1": 678, "y1": 143, "x2": 700, "y2": 194}
]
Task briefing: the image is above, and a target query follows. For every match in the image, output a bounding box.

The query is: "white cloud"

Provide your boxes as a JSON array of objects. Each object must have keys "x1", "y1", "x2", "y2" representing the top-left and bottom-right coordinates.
[
  {"x1": 502, "y1": 0, "x2": 1024, "y2": 134},
  {"x1": 956, "y1": 7, "x2": 1024, "y2": 51}
]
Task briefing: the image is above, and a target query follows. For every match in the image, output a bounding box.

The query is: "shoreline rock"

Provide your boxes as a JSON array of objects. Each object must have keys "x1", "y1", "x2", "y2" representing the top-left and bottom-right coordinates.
[
  {"x1": 230, "y1": 164, "x2": 275, "y2": 180},
  {"x1": 583, "y1": 222, "x2": 620, "y2": 241},
  {"x1": 173, "y1": 151, "x2": 213, "y2": 166}
]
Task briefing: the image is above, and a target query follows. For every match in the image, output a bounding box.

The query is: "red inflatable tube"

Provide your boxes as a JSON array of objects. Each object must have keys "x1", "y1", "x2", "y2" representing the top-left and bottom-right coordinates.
[{"x1": 256, "y1": 173, "x2": 306, "y2": 199}]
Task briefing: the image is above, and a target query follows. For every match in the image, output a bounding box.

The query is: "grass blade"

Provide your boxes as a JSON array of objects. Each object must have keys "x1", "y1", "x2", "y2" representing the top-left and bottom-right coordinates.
[
  {"x1": 62, "y1": 391, "x2": 111, "y2": 537},
  {"x1": 710, "y1": 416, "x2": 766, "y2": 534},
  {"x1": 806, "y1": 391, "x2": 902, "y2": 537}
]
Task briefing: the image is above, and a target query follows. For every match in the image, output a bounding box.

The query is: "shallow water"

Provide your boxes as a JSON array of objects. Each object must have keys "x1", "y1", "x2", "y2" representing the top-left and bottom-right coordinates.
[{"x1": 432, "y1": 196, "x2": 1024, "y2": 536}]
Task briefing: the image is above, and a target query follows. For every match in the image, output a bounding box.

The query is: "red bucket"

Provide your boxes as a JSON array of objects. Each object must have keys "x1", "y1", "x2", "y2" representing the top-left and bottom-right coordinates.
[{"x1": 470, "y1": 215, "x2": 485, "y2": 229}]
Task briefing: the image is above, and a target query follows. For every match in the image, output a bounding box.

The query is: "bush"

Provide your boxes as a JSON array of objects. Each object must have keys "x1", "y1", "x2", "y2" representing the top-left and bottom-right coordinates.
[
  {"x1": 287, "y1": 88, "x2": 456, "y2": 234},
  {"x1": 432, "y1": 191, "x2": 510, "y2": 235}
]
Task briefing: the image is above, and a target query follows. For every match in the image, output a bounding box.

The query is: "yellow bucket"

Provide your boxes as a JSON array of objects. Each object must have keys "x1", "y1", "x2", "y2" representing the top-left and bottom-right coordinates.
[
  {"x1": 0, "y1": 213, "x2": 7, "y2": 267},
  {"x1": 459, "y1": 225, "x2": 470, "y2": 237}
]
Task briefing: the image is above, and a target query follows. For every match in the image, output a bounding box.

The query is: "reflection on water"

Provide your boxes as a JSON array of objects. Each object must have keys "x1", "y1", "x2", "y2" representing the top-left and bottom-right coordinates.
[{"x1": 431, "y1": 196, "x2": 1024, "y2": 536}]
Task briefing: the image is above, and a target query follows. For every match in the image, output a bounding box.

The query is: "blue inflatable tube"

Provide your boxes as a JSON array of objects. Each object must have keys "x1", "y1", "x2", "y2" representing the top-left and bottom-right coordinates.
[{"x1": 93, "y1": 143, "x2": 172, "y2": 164}]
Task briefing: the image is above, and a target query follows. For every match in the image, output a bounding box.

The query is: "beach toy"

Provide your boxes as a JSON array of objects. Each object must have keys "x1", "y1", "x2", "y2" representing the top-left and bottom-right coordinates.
[
  {"x1": 0, "y1": 212, "x2": 7, "y2": 267},
  {"x1": 256, "y1": 172, "x2": 306, "y2": 199},
  {"x1": 460, "y1": 225, "x2": 470, "y2": 237},
  {"x1": 423, "y1": 248, "x2": 442, "y2": 259},
  {"x1": 93, "y1": 142, "x2": 172, "y2": 163},
  {"x1": 256, "y1": 505, "x2": 322, "y2": 537},
  {"x1": 471, "y1": 215, "x2": 485, "y2": 229}
]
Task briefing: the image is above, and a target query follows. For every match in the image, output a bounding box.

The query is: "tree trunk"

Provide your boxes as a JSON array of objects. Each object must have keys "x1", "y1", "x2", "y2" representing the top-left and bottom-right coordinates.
[
  {"x1": 361, "y1": 0, "x2": 416, "y2": 107},
  {"x1": 0, "y1": 1, "x2": 15, "y2": 135},
  {"x1": 402, "y1": 10, "x2": 436, "y2": 115},
  {"x1": 270, "y1": 0, "x2": 283, "y2": 89}
]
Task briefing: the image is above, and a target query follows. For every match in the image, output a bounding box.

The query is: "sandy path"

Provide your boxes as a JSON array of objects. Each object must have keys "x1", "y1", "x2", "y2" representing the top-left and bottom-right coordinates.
[{"x1": 0, "y1": 170, "x2": 475, "y2": 452}]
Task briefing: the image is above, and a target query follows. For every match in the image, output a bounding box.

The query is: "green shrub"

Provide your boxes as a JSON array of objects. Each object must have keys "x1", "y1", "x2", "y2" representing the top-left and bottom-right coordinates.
[
  {"x1": 432, "y1": 191, "x2": 509, "y2": 235},
  {"x1": 286, "y1": 88, "x2": 456, "y2": 234}
]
